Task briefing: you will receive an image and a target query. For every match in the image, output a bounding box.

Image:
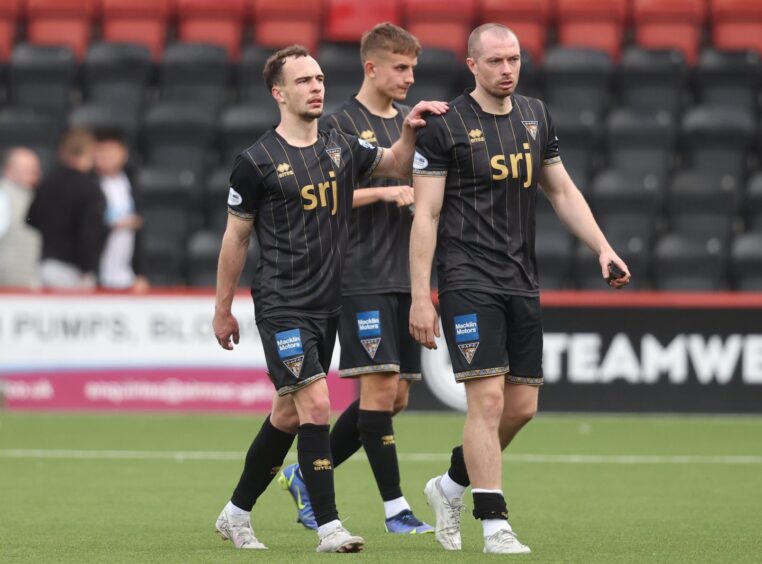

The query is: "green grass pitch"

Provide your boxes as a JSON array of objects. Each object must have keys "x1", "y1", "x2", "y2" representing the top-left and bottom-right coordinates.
[{"x1": 1, "y1": 412, "x2": 761, "y2": 563}]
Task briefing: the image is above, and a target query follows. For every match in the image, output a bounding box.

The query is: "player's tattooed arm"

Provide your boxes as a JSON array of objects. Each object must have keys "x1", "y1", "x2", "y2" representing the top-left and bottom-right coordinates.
[
  {"x1": 409, "y1": 175, "x2": 446, "y2": 349},
  {"x1": 539, "y1": 163, "x2": 631, "y2": 289},
  {"x1": 373, "y1": 100, "x2": 449, "y2": 179},
  {"x1": 213, "y1": 214, "x2": 253, "y2": 349}
]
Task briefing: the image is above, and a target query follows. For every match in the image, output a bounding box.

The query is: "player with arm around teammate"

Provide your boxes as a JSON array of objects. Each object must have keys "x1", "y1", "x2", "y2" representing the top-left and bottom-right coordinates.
[
  {"x1": 408, "y1": 24, "x2": 630, "y2": 554},
  {"x1": 211, "y1": 44, "x2": 447, "y2": 553},
  {"x1": 278, "y1": 23, "x2": 433, "y2": 535}
]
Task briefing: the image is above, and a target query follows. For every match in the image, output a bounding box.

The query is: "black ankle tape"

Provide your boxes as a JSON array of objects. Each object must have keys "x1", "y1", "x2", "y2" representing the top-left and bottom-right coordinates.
[{"x1": 472, "y1": 492, "x2": 509, "y2": 521}]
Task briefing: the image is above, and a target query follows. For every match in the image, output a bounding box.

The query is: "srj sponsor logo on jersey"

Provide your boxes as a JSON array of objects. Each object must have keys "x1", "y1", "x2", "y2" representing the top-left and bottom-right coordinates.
[
  {"x1": 454, "y1": 313, "x2": 479, "y2": 364},
  {"x1": 275, "y1": 328, "x2": 304, "y2": 377},
  {"x1": 301, "y1": 170, "x2": 339, "y2": 215},
  {"x1": 491, "y1": 143, "x2": 534, "y2": 188},
  {"x1": 357, "y1": 310, "x2": 382, "y2": 359}
]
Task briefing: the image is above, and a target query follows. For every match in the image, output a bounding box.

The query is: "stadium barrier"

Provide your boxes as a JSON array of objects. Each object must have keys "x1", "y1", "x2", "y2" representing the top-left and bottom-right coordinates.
[{"x1": 1, "y1": 291, "x2": 761, "y2": 413}]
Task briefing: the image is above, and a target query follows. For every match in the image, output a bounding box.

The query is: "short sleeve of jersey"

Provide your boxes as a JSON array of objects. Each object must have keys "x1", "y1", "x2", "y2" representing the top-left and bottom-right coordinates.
[
  {"x1": 542, "y1": 103, "x2": 561, "y2": 166},
  {"x1": 344, "y1": 132, "x2": 383, "y2": 178},
  {"x1": 227, "y1": 154, "x2": 265, "y2": 220},
  {"x1": 412, "y1": 117, "x2": 450, "y2": 176}
]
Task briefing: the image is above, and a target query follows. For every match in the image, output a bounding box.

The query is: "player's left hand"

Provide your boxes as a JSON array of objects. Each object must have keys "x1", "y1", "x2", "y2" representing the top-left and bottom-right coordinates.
[
  {"x1": 599, "y1": 250, "x2": 631, "y2": 289},
  {"x1": 405, "y1": 100, "x2": 449, "y2": 129}
]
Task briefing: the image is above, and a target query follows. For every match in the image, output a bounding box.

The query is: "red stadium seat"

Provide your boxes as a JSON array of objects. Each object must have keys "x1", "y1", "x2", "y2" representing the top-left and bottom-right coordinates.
[
  {"x1": 101, "y1": 0, "x2": 173, "y2": 60},
  {"x1": 479, "y1": 0, "x2": 551, "y2": 62},
  {"x1": 176, "y1": 0, "x2": 247, "y2": 60},
  {"x1": 403, "y1": 0, "x2": 478, "y2": 23},
  {"x1": 324, "y1": 0, "x2": 401, "y2": 43},
  {"x1": 252, "y1": 0, "x2": 322, "y2": 19},
  {"x1": 407, "y1": 21, "x2": 470, "y2": 58},
  {"x1": 251, "y1": 0, "x2": 323, "y2": 54},
  {"x1": 711, "y1": 0, "x2": 762, "y2": 54},
  {"x1": 255, "y1": 20, "x2": 319, "y2": 53},
  {"x1": 557, "y1": 0, "x2": 628, "y2": 61},
  {"x1": 632, "y1": 0, "x2": 706, "y2": 65},
  {"x1": 0, "y1": 0, "x2": 21, "y2": 62},
  {"x1": 25, "y1": 0, "x2": 97, "y2": 61}
]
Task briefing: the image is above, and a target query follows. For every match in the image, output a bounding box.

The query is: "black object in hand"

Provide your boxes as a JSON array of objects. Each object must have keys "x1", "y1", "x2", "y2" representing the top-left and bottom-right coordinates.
[{"x1": 606, "y1": 261, "x2": 626, "y2": 282}]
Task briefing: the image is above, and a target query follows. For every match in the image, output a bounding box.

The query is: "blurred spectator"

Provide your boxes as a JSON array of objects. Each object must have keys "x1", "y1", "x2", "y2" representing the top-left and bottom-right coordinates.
[
  {"x1": 0, "y1": 148, "x2": 43, "y2": 288},
  {"x1": 94, "y1": 131, "x2": 148, "y2": 291},
  {"x1": 28, "y1": 130, "x2": 107, "y2": 289}
]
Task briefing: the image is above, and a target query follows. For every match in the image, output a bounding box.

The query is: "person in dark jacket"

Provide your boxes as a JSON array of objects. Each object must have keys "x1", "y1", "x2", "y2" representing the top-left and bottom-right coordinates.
[{"x1": 28, "y1": 129, "x2": 107, "y2": 289}]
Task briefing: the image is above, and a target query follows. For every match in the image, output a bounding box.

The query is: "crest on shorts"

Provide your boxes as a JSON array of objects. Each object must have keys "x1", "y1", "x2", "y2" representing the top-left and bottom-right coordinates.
[
  {"x1": 326, "y1": 146, "x2": 342, "y2": 167},
  {"x1": 454, "y1": 313, "x2": 480, "y2": 364},
  {"x1": 357, "y1": 310, "x2": 382, "y2": 359},
  {"x1": 522, "y1": 120, "x2": 538, "y2": 141},
  {"x1": 275, "y1": 328, "x2": 304, "y2": 378}
]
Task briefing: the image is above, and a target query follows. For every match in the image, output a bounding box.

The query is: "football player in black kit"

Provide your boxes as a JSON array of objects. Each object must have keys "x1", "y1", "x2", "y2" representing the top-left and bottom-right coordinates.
[
  {"x1": 409, "y1": 24, "x2": 631, "y2": 554},
  {"x1": 212, "y1": 44, "x2": 446, "y2": 553},
  {"x1": 279, "y1": 23, "x2": 433, "y2": 535}
]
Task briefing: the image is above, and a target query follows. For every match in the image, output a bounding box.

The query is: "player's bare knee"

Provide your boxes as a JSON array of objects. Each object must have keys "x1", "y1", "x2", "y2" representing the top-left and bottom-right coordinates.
[
  {"x1": 469, "y1": 391, "x2": 504, "y2": 425},
  {"x1": 360, "y1": 373, "x2": 398, "y2": 411},
  {"x1": 392, "y1": 393, "x2": 409, "y2": 415},
  {"x1": 270, "y1": 409, "x2": 300, "y2": 433}
]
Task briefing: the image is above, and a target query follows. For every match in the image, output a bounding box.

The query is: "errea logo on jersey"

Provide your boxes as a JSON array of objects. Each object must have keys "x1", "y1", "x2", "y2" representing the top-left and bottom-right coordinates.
[
  {"x1": 468, "y1": 129, "x2": 485, "y2": 143},
  {"x1": 276, "y1": 163, "x2": 294, "y2": 178},
  {"x1": 360, "y1": 129, "x2": 378, "y2": 144}
]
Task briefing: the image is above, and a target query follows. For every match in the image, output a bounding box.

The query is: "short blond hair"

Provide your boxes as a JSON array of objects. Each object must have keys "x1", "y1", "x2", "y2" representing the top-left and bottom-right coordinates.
[{"x1": 361, "y1": 23, "x2": 421, "y2": 61}]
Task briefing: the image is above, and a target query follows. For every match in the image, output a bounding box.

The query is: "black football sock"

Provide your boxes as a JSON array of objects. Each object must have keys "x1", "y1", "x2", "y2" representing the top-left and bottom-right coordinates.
[
  {"x1": 329, "y1": 398, "x2": 362, "y2": 467},
  {"x1": 447, "y1": 445, "x2": 471, "y2": 487},
  {"x1": 358, "y1": 409, "x2": 403, "y2": 502},
  {"x1": 298, "y1": 423, "x2": 339, "y2": 526},
  {"x1": 230, "y1": 415, "x2": 295, "y2": 511}
]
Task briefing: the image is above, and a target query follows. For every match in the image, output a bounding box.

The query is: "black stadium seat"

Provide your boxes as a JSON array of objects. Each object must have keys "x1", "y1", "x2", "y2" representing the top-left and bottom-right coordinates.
[
  {"x1": 550, "y1": 107, "x2": 601, "y2": 188},
  {"x1": 187, "y1": 230, "x2": 221, "y2": 287},
  {"x1": 605, "y1": 107, "x2": 676, "y2": 182},
  {"x1": 220, "y1": 103, "x2": 274, "y2": 166},
  {"x1": 681, "y1": 106, "x2": 756, "y2": 182},
  {"x1": 68, "y1": 103, "x2": 140, "y2": 148},
  {"x1": 205, "y1": 166, "x2": 231, "y2": 234},
  {"x1": 535, "y1": 229, "x2": 574, "y2": 290},
  {"x1": 8, "y1": 44, "x2": 77, "y2": 118},
  {"x1": 730, "y1": 231, "x2": 762, "y2": 291},
  {"x1": 137, "y1": 165, "x2": 203, "y2": 209},
  {"x1": 618, "y1": 47, "x2": 688, "y2": 115},
  {"x1": 409, "y1": 48, "x2": 460, "y2": 103},
  {"x1": 543, "y1": 47, "x2": 614, "y2": 117},
  {"x1": 238, "y1": 45, "x2": 276, "y2": 105},
  {"x1": 590, "y1": 170, "x2": 663, "y2": 247},
  {"x1": 696, "y1": 48, "x2": 761, "y2": 112},
  {"x1": 160, "y1": 43, "x2": 231, "y2": 110},
  {"x1": 83, "y1": 42, "x2": 152, "y2": 112},
  {"x1": 667, "y1": 171, "x2": 740, "y2": 244},
  {"x1": 653, "y1": 233, "x2": 728, "y2": 291},
  {"x1": 0, "y1": 107, "x2": 63, "y2": 172},
  {"x1": 746, "y1": 173, "x2": 762, "y2": 231},
  {"x1": 142, "y1": 102, "x2": 217, "y2": 169}
]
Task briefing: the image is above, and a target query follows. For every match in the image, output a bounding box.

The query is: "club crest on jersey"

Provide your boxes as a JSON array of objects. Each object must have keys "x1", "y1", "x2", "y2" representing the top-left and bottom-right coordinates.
[
  {"x1": 359, "y1": 129, "x2": 378, "y2": 144},
  {"x1": 326, "y1": 146, "x2": 342, "y2": 167},
  {"x1": 276, "y1": 163, "x2": 294, "y2": 178},
  {"x1": 454, "y1": 313, "x2": 480, "y2": 364},
  {"x1": 468, "y1": 129, "x2": 485, "y2": 143},
  {"x1": 357, "y1": 310, "x2": 382, "y2": 359},
  {"x1": 522, "y1": 120, "x2": 538, "y2": 140},
  {"x1": 275, "y1": 328, "x2": 304, "y2": 377}
]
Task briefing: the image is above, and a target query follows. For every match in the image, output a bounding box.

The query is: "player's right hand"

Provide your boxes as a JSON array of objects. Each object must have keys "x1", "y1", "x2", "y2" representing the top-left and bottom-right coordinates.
[
  {"x1": 409, "y1": 299, "x2": 440, "y2": 350},
  {"x1": 213, "y1": 310, "x2": 240, "y2": 350},
  {"x1": 382, "y1": 185, "x2": 415, "y2": 207}
]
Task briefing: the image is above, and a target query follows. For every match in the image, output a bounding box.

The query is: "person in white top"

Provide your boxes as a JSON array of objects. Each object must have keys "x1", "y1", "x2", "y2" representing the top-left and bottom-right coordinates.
[
  {"x1": 94, "y1": 131, "x2": 148, "y2": 291},
  {"x1": 0, "y1": 147, "x2": 42, "y2": 288}
]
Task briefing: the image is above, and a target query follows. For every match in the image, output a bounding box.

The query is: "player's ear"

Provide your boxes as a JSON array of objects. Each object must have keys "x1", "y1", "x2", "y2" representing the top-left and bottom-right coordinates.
[
  {"x1": 465, "y1": 57, "x2": 477, "y2": 76},
  {"x1": 364, "y1": 59, "x2": 376, "y2": 78},
  {"x1": 271, "y1": 85, "x2": 285, "y2": 105}
]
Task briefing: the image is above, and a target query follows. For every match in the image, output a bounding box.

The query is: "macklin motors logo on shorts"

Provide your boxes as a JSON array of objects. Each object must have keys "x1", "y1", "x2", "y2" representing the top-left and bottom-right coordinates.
[
  {"x1": 357, "y1": 310, "x2": 382, "y2": 359},
  {"x1": 275, "y1": 328, "x2": 305, "y2": 378},
  {"x1": 313, "y1": 458, "x2": 332, "y2": 471},
  {"x1": 454, "y1": 313, "x2": 480, "y2": 364}
]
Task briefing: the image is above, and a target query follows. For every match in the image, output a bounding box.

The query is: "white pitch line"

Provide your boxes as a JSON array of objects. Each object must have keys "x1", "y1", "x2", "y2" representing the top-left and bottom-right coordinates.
[{"x1": 1, "y1": 449, "x2": 761, "y2": 465}]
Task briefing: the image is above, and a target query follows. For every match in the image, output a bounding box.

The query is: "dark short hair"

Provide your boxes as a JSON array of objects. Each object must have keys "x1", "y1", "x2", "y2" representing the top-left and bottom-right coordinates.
[
  {"x1": 262, "y1": 44, "x2": 311, "y2": 91},
  {"x1": 94, "y1": 128, "x2": 127, "y2": 144},
  {"x1": 360, "y1": 22, "x2": 421, "y2": 61},
  {"x1": 58, "y1": 129, "x2": 96, "y2": 159}
]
